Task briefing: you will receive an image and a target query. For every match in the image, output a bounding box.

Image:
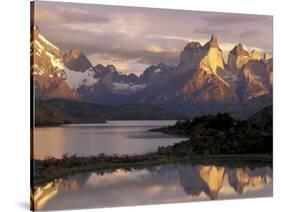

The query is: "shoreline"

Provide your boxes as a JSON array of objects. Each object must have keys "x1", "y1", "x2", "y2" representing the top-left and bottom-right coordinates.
[
  {"x1": 32, "y1": 106, "x2": 272, "y2": 187},
  {"x1": 32, "y1": 154, "x2": 272, "y2": 187},
  {"x1": 33, "y1": 119, "x2": 179, "y2": 128}
]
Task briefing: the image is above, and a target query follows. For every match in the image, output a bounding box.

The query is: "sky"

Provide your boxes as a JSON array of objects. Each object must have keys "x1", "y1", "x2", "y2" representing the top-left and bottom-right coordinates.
[{"x1": 33, "y1": 1, "x2": 273, "y2": 75}]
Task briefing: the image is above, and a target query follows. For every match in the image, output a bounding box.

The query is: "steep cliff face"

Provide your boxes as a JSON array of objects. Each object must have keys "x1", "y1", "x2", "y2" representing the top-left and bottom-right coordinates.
[
  {"x1": 227, "y1": 43, "x2": 250, "y2": 71},
  {"x1": 200, "y1": 34, "x2": 225, "y2": 73},
  {"x1": 179, "y1": 35, "x2": 224, "y2": 75},
  {"x1": 181, "y1": 68, "x2": 238, "y2": 104},
  {"x1": 31, "y1": 26, "x2": 76, "y2": 99},
  {"x1": 263, "y1": 52, "x2": 270, "y2": 62},
  {"x1": 31, "y1": 27, "x2": 272, "y2": 114},
  {"x1": 179, "y1": 34, "x2": 238, "y2": 105},
  {"x1": 179, "y1": 41, "x2": 205, "y2": 72},
  {"x1": 63, "y1": 49, "x2": 93, "y2": 72},
  {"x1": 265, "y1": 58, "x2": 273, "y2": 87},
  {"x1": 250, "y1": 49, "x2": 260, "y2": 60},
  {"x1": 135, "y1": 35, "x2": 239, "y2": 112},
  {"x1": 31, "y1": 26, "x2": 64, "y2": 77},
  {"x1": 236, "y1": 59, "x2": 272, "y2": 101},
  {"x1": 226, "y1": 43, "x2": 272, "y2": 102}
]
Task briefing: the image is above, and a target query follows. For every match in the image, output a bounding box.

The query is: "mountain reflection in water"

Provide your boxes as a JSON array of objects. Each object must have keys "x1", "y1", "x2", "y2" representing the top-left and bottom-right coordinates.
[{"x1": 32, "y1": 163, "x2": 273, "y2": 211}]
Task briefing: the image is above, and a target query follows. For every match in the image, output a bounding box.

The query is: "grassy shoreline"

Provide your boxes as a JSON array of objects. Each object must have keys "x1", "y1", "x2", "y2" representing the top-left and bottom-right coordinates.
[{"x1": 32, "y1": 154, "x2": 272, "y2": 186}]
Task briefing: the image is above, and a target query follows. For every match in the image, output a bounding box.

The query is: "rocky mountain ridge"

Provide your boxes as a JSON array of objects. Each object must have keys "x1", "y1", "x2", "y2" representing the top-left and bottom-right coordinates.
[
  {"x1": 31, "y1": 26, "x2": 273, "y2": 114},
  {"x1": 30, "y1": 25, "x2": 76, "y2": 100},
  {"x1": 63, "y1": 49, "x2": 93, "y2": 72}
]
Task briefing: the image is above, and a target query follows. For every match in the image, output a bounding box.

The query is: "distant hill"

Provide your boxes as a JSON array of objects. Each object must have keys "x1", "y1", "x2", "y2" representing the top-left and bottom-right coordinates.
[{"x1": 34, "y1": 98, "x2": 186, "y2": 126}]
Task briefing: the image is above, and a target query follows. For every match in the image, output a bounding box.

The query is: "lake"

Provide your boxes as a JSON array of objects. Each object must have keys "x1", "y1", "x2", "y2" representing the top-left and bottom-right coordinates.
[
  {"x1": 33, "y1": 120, "x2": 183, "y2": 159},
  {"x1": 33, "y1": 163, "x2": 273, "y2": 210}
]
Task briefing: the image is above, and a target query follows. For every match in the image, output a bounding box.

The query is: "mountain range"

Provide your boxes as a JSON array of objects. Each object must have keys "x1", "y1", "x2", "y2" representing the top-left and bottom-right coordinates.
[{"x1": 31, "y1": 25, "x2": 273, "y2": 115}]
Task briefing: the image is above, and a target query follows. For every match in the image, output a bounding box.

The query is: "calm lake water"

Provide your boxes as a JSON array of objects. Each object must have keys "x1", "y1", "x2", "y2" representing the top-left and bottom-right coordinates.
[
  {"x1": 33, "y1": 163, "x2": 273, "y2": 211},
  {"x1": 33, "y1": 120, "x2": 182, "y2": 159}
]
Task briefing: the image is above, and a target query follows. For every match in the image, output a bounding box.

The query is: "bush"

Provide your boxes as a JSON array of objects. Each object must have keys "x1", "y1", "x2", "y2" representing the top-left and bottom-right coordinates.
[{"x1": 205, "y1": 113, "x2": 234, "y2": 130}]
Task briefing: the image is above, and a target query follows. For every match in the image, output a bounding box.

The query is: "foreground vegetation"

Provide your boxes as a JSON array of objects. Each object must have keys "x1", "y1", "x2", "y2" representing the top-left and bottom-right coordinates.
[
  {"x1": 32, "y1": 105, "x2": 272, "y2": 186},
  {"x1": 32, "y1": 153, "x2": 272, "y2": 186},
  {"x1": 152, "y1": 105, "x2": 272, "y2": 155}
]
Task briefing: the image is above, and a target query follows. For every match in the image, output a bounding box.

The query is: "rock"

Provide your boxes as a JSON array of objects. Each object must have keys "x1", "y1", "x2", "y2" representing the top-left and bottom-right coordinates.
[
  {"x1": 227, "y1": 43, "x2": 250, "y2": 71},
  {"x1": 63, "y1": 49, "x2": 93, "y2": 72},
  {"x1": 31, "y1": 25, "x2": 76, "y2": 100},
  {"x1": 263, "y1": 52, "x2": 270, "y2": 62},
  {"x1": 236, "y1": 60, "x2": 270, "y2": 101},
  {"x1": 250, "y1": 49, "x2": 260, "y2": 60},
  {"x1": 180, "y1": 34, "x2": 237, "y2": 105}
]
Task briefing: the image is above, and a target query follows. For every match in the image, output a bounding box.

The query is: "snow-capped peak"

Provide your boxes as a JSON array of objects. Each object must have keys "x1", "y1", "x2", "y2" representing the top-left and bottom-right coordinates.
[
  {"x1": 31, "y1": 25, "x2": 64, "y2": 77},
  {"x1": 37, "y1": 34, "x2": 59, "y2": 51}
]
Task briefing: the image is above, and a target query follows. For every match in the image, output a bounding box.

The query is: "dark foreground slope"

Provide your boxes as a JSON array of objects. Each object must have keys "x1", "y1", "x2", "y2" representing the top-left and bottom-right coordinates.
[{"x1": 34, "y1": 98, "x2": 186, "y2": 126}]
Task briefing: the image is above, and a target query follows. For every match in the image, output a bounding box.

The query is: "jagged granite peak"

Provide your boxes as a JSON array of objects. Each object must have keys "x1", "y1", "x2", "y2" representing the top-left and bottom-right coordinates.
[
  {"x1": 177, "y1": 34, "x2": 239, "y2": 107},
  {"x1": 250, "y1": 49, "x2": 260, "y2": 60},
  {"x1": 63, "y1": 49, "x2": 93, "y2": 72},
  {"x1": 179, "y1": 41, "x2": 205, "y2": 69},
  {"x1": 32, "y1": 24, "x2": 40, "y2": 35},
  {"x1": 92, "y1": 64, "x2": 118, "y2": 78},
  {"x1": 263, "y1": 52, "x2": 271, "y2": 62},
  {"x1": 180, "y1": 66, "x2": 238, "y2": 105},
  {"x1": 139, "y1": 34, "x2": 238, "y2": 110},
  {"x1": 184, "y1": 41, "x2": 202, "y2": 50},
  {"x1": 228, "y1": 43, "x2": 250, "y2": 71},
  {"x1": 180, "y1": 34, "x2": 224, "y2": 74},
  {"x1": 31, "y1": 29, "x2": 273, "y2": 113},
  {"x1": 199, "y1": 35, "x2": 225, "y2": 75},
  {"x1": 231, "y1": 43, "x2": 249, "y2": 57},
  {"x1": 203, "y1": 34, "x2": 220, "y2": 49},
  {"x1": 235, "y1": 60, "x2": 270, "y2": 101}
]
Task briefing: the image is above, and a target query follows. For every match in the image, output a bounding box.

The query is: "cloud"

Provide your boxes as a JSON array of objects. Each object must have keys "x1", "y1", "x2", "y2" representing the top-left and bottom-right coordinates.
[
  {"x1": 58, "y1": 9, "x2": 110, "y2": 24},
  {"x1": 239, "y1": 30, "x2": 262, "y2": 38},
  {"x1": 193, "y1": 27, "x2": 232, "y2": 36},
  {"x1": 112, "y1": 82, "x2": 146, "y2": 92},
  {"x1": 34, "y1": 8, "x2": 63, "y2": 24},
  {"x1": 202, "y1": 13, "x2": 272, "y2": 27},
  {"x1": 34, "y1": 4, "x2": 110, "y2": 26},
  {"x1": 146, "y1": 34, "x2": 188, "y2": 42},
  {"x1": 33, "y1": 1, "x2": 273, "y2": 75},
  {"x1": 89, "y1": 54, "x2": 149, "y2": 75}
]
